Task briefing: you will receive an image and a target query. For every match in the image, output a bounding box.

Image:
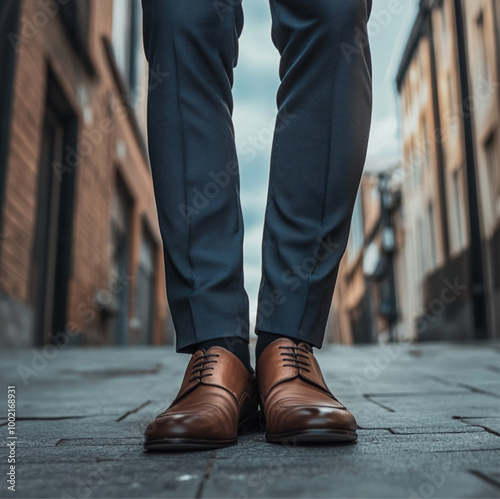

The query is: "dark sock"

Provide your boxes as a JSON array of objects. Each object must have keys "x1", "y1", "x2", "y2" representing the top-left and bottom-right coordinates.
[
  {"x1": 196, "y1": 337, "x2": 253, "y2": 373},
  {"x1": 256, "y1": 331, "x2": 308, "y2": 361}
]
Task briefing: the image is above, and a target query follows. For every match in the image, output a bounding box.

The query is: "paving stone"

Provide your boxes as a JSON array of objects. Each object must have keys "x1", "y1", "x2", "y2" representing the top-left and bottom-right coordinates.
[
  {"x1": 1, "y1": 342, "x2": 499, "y2": 498},
  {"x1": 13, "y1": 442, "x2": 218, "y2": 465},
  {"x1": 14, "y1": 460, "x2": 206, "y2": 498},
  {"x1": 214, "y1": 430, "x2": 500, "y2": 462},
  {"x1": 354, "y1": 407, "x2": 497, "y2": 431},
  {"x1": 366, "y1": 392, "x2": 500, "y2": 418},
  {"x1": 384, "y1": 425, "x2": 485, "y2": 434},
  {"x1": 224, "y1": 437, "x2": 500, "y2": 471},
  {"x1": 461, "y1": 418, "x2": 500, "y2": 436},
  {"x1": 201, "y1": 470, "x2": 499, "y2": 498},
  {"x1": 469, "y1": 469, "x2": 500, "y2": 489}
]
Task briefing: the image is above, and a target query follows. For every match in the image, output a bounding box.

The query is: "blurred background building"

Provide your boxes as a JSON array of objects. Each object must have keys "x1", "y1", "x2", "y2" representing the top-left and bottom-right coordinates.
[
  {"x1": 327, "y1": 168, "x2": 405, "y2": 344},
  {"x1": 0, "y1": 0, "x2": 172, "y2": 347},
  {"x1": 328, "y1": 0, "x2": 500, "y2": 344}
]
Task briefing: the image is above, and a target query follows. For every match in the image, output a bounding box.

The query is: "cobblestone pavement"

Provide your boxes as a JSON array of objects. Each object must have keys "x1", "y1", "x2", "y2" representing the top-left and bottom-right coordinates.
[{"x1": 1, "y1": 342, "x2": 499, "y2": 498}]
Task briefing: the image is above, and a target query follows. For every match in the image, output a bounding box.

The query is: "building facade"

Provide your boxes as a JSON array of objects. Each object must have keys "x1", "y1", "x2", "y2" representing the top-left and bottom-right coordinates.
[
  {"x1": 326, "y1": 169, "x2": 405, "y2": 344},
  {"x1": 0, "y1": 0, "x2": 172, "y2": 347},
  {"x1": 462, "y1": 0, "x2": 500, "y2": 340},
  {"x1": 329, "y1": 0, "x2": 499, "y2": 344},
  {"x1": 395, "y1": 0, "x2": 499, "y2": 341}
]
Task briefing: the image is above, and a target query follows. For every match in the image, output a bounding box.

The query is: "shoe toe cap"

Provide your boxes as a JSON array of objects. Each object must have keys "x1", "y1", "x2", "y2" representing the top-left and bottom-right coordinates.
[
  {"x1": 271, "y1": 403, "x2": 357, "y2": 433},
  {"x1": 145, "y1": 410, "x2": 232, "y2": 442}
]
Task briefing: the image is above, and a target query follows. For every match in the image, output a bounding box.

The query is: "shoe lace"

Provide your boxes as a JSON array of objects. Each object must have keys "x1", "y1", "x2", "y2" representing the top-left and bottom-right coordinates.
[
  {"x1": 189, "y1": 352, "x2": 220, "y2": 383},
  {"x1": 279, "y1": 345, "x2": 311, "y2": 372}
]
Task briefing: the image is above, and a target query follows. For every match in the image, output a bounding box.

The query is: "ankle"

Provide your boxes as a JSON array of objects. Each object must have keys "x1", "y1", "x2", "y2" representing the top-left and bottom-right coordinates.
[
  {"x1": 196, "y1": 337, "x2": 253, "y2": 373},
  {"x1": 256, "y1": 331, "x2": 307, "y2": 360}
]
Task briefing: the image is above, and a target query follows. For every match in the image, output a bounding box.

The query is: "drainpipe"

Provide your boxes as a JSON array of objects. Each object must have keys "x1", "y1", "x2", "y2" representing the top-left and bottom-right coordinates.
[
  {"x1": 0, "y1": 0, "x2": 21, "y2": 245},
  {"x1": 453, "y1": 0, "x2": 489, "y2": 339},
  {"x1": 426, "y1": 0, "x2": 451, "y2": 260}
]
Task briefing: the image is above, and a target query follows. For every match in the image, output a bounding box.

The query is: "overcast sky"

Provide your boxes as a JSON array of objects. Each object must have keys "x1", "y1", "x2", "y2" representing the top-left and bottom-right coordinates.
[{"x1": 230, "y1": 0, "x2": 419, "y2": 327}]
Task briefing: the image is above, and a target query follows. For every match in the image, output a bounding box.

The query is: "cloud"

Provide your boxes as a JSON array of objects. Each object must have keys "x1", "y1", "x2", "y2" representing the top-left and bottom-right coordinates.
[
  {"x1": 243, "y1": 223, "x2": 264, "y2": 326},
  {"x1": 366, "y1": 114, "x2": 401, "y2": 162}
]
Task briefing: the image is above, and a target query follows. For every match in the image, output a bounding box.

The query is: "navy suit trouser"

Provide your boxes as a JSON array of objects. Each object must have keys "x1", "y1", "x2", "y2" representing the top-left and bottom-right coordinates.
[{"x1": 141, "y1": 0, "x2": 373, "y2": 352}]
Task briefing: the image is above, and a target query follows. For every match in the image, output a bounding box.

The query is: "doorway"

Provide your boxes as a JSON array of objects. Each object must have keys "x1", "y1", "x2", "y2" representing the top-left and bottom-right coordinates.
[{"x1": 32, "y1": 71, "x2": 78, "y2": 345}]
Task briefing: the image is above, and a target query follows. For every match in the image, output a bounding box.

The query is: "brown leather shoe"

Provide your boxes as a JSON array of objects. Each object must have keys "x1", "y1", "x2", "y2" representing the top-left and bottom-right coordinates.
[
  {"x1": 257, "y1": 338, "x2": 357, "y2": 444},
  {"x1": 144, "y1": 346, "x2": 260, "y2": 451}
]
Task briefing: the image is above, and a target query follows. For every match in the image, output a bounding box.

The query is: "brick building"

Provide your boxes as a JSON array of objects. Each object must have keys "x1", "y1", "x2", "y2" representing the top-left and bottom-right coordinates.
[
  {"x1": 395, "y1": 0, "x2": 500, "y2": 341},
  {"x1": 0, "y1": 0, "x2": 171, "y2": 347},
  {"x1": 329, "y1": 0, "x2": 499, "y2": 344},
  {"x1": 326, "y1": 169, "x2": 405, "y2": 344}
]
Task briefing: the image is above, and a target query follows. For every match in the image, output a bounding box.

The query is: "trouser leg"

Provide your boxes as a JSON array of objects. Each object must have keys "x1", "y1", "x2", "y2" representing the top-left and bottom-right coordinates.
[
  {"x1": 141, "y1": 0, "x2": 248, "y2": 352},
  {"x1": 256, "y1": 0, "x2": 373, "y2": 347}
]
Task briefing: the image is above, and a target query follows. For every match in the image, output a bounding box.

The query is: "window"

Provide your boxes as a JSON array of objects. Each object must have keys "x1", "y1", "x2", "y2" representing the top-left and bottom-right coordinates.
[
  {"x1": 0, "y1": 1, "x2": 21, "y2": 230},
  {"x1": 406, "y1": 79, "x2": 412, "y2": 115},
  {"x1": 407, "y1": 140, "x2": 414, "y2": 191},
  {"x1": 410, "y1": 141, "x2": 422, "y2": 190},
  {"x1": 476, "y1": 10, "x2": 490, "y2": 81},
  {"x1": 417, "y1": 218, "x2": 426, "y2": 276},
  {"x1": 32, "y1": 72, "x2": 77, "y2": 345},
  {"x1": 422, "y1": 116, "x2": 430, "y2": 169},
  {"x1": 109, "y1": 175, "x2": 133, "y2": 345},
  {"x1": 440, "y1": 4, "x2": 448, "y2": 51},
  {"x1": 348, "y1": 190, "x2": 364, "y2": 260},
  {"x1": 416, "y1": 145, "x2": 422, "y2": 186},
  {"x1": 447, "y1": 73, "x2": 458, "y2": 136},
  {"x1": 411, "y1": 230, "x2": 419, "y2": 289},
  {"x1": 447, "y1": 73, "x2": 454, "y2": 112},
  {"x1": 59, "y1": 0, "x2": 91, "y2": 58},
  {"x1": 485, "y1": 132, "x2": 500, "y2": 220},
  {"x1": 135, "y1": 224, "x2": 157, "y2": 344},
  {"x1": 418, "y1": 50, "x2": 424, "y2": 80},
  {"x1": 428, "y1": 201, "x2": 437, "y2": 269},
  {"x1": 452, "y1": 168, "x2": 465, "y2": 250},
  {"x1": 440, "y1": 3, "x2": 447, "y2": 35},
  {"x1": 112, "y1": 0, "x2": 143, "y2": 104}
]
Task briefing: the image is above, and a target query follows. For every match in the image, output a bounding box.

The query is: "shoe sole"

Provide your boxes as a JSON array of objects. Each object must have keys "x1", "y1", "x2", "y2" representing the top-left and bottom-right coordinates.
[
  {"x1": 144, "y1": 437, "x2": 237, "y2": 452},
  {"x1": 143, "y1": 411, "x2": 264, "y2": 452},
  {"x1": 266, "y1": 428, "x2": 358, "y2": 444}
]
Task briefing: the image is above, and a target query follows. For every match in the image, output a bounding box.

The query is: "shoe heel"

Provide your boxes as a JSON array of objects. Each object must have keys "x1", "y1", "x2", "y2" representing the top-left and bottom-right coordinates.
[{"x1": 238, "y1": 410, "x2": 264, "y2": 435}]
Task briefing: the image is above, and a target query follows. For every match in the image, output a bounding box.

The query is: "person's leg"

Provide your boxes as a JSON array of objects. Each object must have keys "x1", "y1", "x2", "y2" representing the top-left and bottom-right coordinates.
[
  {"x1": 142, "y1": 0, "x2": 250, "y2": 356},
  {"x1": 141, "y1": 2, "x2": 260, "y2": 451},
  {"x1": 255, "y1": 0, "x2": 372, "y2": 445},
  {"x1": 256, "y1": 0, "x2": 373, "y2": 352}
]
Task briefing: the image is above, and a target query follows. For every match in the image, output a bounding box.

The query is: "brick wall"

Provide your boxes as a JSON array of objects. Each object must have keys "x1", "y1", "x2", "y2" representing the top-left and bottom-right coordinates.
[{"x1": 0, "y1": 0, "x2": 170, "y2": 347}]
